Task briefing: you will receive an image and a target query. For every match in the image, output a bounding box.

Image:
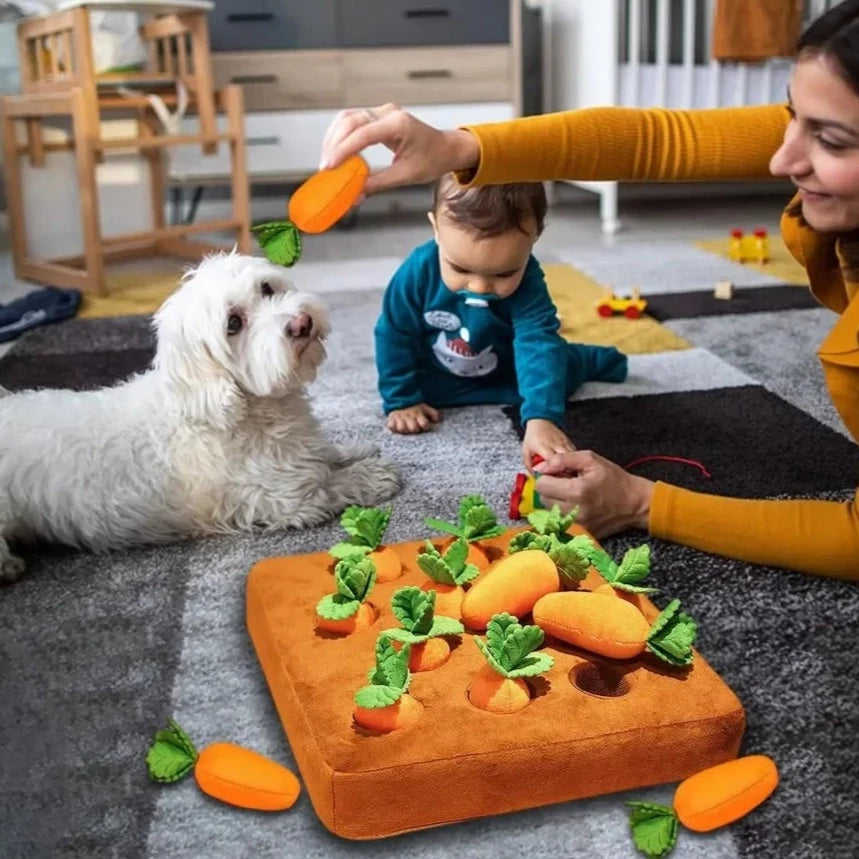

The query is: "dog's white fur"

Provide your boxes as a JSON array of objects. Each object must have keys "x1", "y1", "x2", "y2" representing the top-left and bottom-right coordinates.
[{"x1": 0, "y1": 252, "x2": 400, "y2": 582}]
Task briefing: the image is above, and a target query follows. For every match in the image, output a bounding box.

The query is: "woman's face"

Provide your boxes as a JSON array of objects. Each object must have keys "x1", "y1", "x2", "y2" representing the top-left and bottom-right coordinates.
[{"x1": 770, "y1": 53, "x2": 859, "y2": 232}]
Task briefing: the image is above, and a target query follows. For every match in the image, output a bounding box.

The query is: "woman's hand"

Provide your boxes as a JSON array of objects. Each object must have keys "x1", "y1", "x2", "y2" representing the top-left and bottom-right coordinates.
[
  {"x1": 534, "y1": 450, "x2": 655, "y2": 538},
  {"x1": 318, "y1": 104, "x2": 481, "y2": 196},
  {"x1": 522, "y1": 419, "x2": 575, "y2": 469}
]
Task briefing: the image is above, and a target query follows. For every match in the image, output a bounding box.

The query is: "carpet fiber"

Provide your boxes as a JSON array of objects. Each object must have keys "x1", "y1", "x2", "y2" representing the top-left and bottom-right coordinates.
[{"x1": 1, "y1": 243, "x2": 857, "y2": 859}]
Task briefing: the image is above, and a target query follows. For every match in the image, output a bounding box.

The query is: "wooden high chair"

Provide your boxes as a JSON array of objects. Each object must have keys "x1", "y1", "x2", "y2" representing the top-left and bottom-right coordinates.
[{"x1": 0, "y1": 0, "x2": 251, "y2": 296}]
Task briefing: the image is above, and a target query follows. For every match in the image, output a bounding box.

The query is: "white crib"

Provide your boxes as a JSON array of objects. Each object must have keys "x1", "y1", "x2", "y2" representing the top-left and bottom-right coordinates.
[{"x1": 545, "y1": 0, "x2": 838, "y2": 234}]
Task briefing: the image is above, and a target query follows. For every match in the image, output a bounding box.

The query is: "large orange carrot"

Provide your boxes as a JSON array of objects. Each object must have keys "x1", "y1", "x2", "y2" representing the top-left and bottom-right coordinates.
[
  {"x1": 627, "y1": 755, "x2": 779, "y2": 856},
  {"x1": 461, "y1": 549, "x2": 560, "y2": 631},
  {"x1": 288, "y1": 154, "x2": 368, "y2": 234},
  {"x1": 416, "y1": 537, "x2": 480, "y2": 619},
  {"x1": 146, "y1": 719, "x2": 300, "y2": 811},
  {"x1": 533, "y1": 591, "x2": 698, "y2": 666},
  {"x1": 353, "y1": 635, "x2": 422, "y2": 733},
  {"x1": 329, "y1": 504, "x2": 402, "y2": 582},
  {"x1": 425, "y1": 494, "x2": 506, "y2": 571},
  {"x1": 381, "y1": 586, "x2": 464, "y2": 672},
  {"x1": 468, "y1": 613, "x2": 553, "y2": 713},
  {"x1": 315, "y1": 555, "x2": 377, "y2": 635}
]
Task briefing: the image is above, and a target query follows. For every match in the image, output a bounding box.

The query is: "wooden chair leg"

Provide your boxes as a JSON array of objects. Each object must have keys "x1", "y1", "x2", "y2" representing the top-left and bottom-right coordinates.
[
  {"x1": 0, "y1": 103, "x2": 29, "y2": 275},
  {"x1": 71, "y1": 87, "x2": 106, "y2": 295},
  {"x1": 223, "y1": 84, "x2": 251, "y2": 254},
  {"x1": 140, "y1": 109, "x2": 166, "y2": 230},
  {"x1": 187, "y1": 13, "x2": 218, "y2": 155},
  {"x1": 25, "y1": 117, "x2": 45, "y2": 167}
]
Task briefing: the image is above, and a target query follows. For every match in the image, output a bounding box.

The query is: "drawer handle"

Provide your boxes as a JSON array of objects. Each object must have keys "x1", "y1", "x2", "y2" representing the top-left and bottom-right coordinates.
[
  {"x1": 231, "y1": 74, "x2": 278, "y2": 85},
  {"x1": 227, "y1": 12, "x2": 274, "y2": 23},
  {"x1": 407, "y1": 69, "x2": 453, "y2": 79},
  {"x1": 246, "y1": 136, "x2": 281, "y2": 147},
  {"x1": 405, "y1": 8, "x2": 450, "y2": 18}
]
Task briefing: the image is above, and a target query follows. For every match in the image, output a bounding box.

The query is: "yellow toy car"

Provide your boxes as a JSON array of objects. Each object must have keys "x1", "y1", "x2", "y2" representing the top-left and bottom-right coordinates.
[{"x1": 595, "y1": 288, "x2": 647, "y2": 319}]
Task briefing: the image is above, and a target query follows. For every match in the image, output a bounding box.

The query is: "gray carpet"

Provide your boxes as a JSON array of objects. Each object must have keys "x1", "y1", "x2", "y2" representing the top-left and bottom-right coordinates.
[{"x1": 1, "y1": 272, "x2": 857, "y2": 859}]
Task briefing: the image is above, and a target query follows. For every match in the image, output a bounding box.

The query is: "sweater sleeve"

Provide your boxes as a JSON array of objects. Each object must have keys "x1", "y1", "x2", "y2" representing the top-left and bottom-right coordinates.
[
  {"x1": 510, "y1": 259, "x2": 568, "y2": 427},
  {"x1": 461, "y1": 103, "x2": 791, "y2": 186},
  {"x1": 374, "y1": 257, "x2": 428, "y2": 414},
  {"x1": 649, "y1": 482, "x2": 859, "y2": 580}
]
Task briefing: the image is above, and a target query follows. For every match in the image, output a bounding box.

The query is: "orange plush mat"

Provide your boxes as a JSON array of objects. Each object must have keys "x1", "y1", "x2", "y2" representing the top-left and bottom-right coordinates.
[{"x1": 246, "y1": 528, "x2": 745, "y2": 840}]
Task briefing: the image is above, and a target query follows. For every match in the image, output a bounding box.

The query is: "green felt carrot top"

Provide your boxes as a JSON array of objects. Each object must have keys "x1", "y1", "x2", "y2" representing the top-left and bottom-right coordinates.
[
  {"x1": 329, "y1": 505, "x2": 392, "y2": 559},
  {"x1": 646, "y1": 599, "x2": 698, "y2": 667},
  {"x1": 425, "y1": 494, "x2": 506, "y2": 543},
  {"x1": 381, "y1": 586, "x2": 464, "y2": 645},
  {"x1": 416, "y1": 537, "x2": 480, "y2": 587},
  {"x1": 475, "y1": 613, "x2": 554, "y2": 680},
  {"x1": 596, "y1": 544, "x2": 658, "y2": 594},
  {"x1": 252, "y1": 220, "x2": 302, "y2": 267},
  {"x1": 146, "y1": 719, "x2": 198, "y2": 783},
  {"x1": 315, "y1": 555, "x2": 377, "y2": 621},
  {"x1": 354, "y1": 635, "x2": 412, "y2": 709}
]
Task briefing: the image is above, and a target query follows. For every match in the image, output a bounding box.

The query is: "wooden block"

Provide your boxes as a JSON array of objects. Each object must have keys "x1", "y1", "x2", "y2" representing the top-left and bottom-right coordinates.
[{"x1": 714, "y1": 280, "x2": 735, "y2": 300}]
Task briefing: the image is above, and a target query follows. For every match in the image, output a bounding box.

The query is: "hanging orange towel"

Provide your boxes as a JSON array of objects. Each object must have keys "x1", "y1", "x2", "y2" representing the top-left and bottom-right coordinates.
[{"x1": 712, "y1": 0, "x2": 804, "y2": 63}]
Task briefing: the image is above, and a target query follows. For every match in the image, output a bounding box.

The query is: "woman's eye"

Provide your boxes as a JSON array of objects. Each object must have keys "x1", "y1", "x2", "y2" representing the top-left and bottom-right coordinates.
[
  {"x1": 261, "y1": 281, "x2": 274, "y2": 297},
  {"x1": 227, "y1": 313, "x2": 243, "y2": 334},
  {"x1": 818, "y1": 136, "x2": 847, "y2": 152}
]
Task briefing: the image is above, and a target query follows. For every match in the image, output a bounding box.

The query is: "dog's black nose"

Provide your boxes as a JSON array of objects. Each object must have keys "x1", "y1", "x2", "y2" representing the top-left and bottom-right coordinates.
[{"x1": 287, "y1": 312, "x2": 312, "y2": 338}]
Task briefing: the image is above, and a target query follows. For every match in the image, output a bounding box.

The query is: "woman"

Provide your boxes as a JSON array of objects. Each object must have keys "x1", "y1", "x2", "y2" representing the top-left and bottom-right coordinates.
[{"x1": 318, "y1": 0, "x2": 859, "y2": 580}]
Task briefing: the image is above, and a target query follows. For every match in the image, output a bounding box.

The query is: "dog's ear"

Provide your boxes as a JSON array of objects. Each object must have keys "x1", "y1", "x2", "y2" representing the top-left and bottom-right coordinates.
[{"x1": 152, "y1": 288, "x2": 245, "y2": 430}]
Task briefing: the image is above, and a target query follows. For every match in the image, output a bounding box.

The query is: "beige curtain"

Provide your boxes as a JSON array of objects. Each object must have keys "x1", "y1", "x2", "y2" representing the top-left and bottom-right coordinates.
[{"x1": 712, "y1": 0, "x2": 805, "y2": 63}]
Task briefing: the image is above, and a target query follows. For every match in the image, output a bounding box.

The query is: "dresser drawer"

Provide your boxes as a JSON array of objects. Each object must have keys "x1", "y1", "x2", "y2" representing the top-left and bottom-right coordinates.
[
  {"x1": 337, "y1": 0, "x2": 509, "y2": 47},
  {"x1": 342, "y1": 45, "x2": 510, "y2": 107},
  {"x1": 213, "y1": 51, "x2": 343, "y2": 111},
  {"x1": 208, "y1": 0, "x2": 338, "y2": 51}
]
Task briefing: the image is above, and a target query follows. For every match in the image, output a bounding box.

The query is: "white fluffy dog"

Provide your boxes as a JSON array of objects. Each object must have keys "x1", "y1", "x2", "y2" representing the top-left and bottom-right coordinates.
[{"x1": 0, "y1": 252, "x2": 401, "y2": 582}]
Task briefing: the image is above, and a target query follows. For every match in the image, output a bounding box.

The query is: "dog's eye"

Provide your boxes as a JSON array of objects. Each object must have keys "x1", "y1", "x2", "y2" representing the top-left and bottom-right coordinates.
[
  {"x1": 227, "y1": 313, "x2": 243, "y2": 335},
  {"x1": 261, "y1": 281, "x2": 274, "y2": 298}
]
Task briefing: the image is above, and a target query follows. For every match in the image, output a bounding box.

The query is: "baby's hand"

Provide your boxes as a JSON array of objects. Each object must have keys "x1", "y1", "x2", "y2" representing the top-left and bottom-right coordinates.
[
  {"x1": 522, "y1": 419, "x2": 575, "y2": 469},
  {"x1": 386, "y1": 403, "x2": 441, "y2": 434}
]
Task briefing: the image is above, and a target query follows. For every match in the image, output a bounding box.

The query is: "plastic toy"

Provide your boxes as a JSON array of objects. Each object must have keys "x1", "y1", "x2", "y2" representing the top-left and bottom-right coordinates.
[
  {"x1": 315, "y1": 555, "x2": 378, "y2": 635},
  {"x1": 329, "y1": 504, "x2": 403, "y2": 582},
  {"x1": 626, "y1": 755, "x2": 779, "y2": 856},
  {"x1": 596, "y1": 287, "x2": 648, "y2": 318},
  {"x1": 713, "y1": 279, "x2": 735, "y2": 300},
  {"x1": 146, "y1": 719, "x2": 300, "y2": 812},
  {"x1": 381, "y1": 586, "x2": 464, "y2": 671},
  {"x1": 728, "y1": 227, "x2": 770, "y2": 264},
  {"x1": 353, "y1": 634, "x2": 422, "y2": 733},
  {"x1": 252, "y1": 154, "x2": 369, "y2": 267},
  {"x1": 424, "y1": 494, "x2": 505, "y2": 569},
  {"x1": 468, "y1": 613, "x2": 554, "y2": 714},
  {"x1": 415, "y1": 536, "x2": 479, "y2": 618},
  {"x1": 509, "y1": 453, "x2": 545, "y2": 519}
]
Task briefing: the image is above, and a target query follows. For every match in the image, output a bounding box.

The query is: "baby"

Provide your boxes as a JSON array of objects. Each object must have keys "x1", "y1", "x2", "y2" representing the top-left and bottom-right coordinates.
[{"x1": 373, "y1": 174, "x2": 628, "y2": 463}]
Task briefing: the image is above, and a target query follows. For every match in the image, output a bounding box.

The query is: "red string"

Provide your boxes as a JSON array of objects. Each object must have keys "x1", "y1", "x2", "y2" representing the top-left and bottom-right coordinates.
[{"x1": 624, "y1": 455, "x2": 712, "y2": 478}]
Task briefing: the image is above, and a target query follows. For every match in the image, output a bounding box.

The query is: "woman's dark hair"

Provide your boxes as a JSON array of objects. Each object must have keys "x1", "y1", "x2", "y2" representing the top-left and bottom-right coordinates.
[
  {"x1": 797, "y1": 0, "x2": 859, "y2": 94},
  {"x1": 432, "y1": 173, "x2": 547, "y2": 237}
]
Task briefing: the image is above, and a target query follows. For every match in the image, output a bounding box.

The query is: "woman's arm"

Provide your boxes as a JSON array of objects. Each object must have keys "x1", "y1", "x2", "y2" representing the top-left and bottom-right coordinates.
[{"x1": 463, "y1": 103, "x2": 791, "y2": 186}]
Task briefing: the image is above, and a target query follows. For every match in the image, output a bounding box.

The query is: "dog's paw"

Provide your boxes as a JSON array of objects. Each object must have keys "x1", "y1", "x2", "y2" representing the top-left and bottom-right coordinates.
[
  {"x1": 0, "y1": 551, "x2": 26, "y2": 584},
  {"x1": 331, "y1": 441, "x2": 380, "y2": 467},
  {"x1": 340, "y1": 458, "x2": 402, "y2": 506}
]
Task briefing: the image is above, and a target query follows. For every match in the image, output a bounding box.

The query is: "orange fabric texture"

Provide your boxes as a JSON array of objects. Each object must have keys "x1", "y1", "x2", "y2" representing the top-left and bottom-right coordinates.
[
  {"x1": 288, "y1": 154, "x2": 368, "y2": 234},
  {"x1": 247, "y1": 528, "x2": 745, "y2": 839},
  {"x1": 673, "y1": 754, "x2": 779, "y2": 832},
  {"x1": 462, "y1": 105, "x2": 859, "y2": 579},
  {"x1": 368, "y1": 546, "x2": 403, "y2": 582},
  {"x1": 711, "y1": 0, "x2": 803, "y2": 62}
]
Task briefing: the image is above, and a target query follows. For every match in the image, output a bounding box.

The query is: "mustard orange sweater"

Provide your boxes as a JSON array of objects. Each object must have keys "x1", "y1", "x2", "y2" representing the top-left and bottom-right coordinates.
[{"x1": 464, "y1": 104, "x2": 859, "y2": 580}]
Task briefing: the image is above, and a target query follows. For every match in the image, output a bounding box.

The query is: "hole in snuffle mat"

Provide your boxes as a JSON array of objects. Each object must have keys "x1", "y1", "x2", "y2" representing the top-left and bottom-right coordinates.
[{"x1": 570, "y1": 661, "x2": 632, "y2": 699}]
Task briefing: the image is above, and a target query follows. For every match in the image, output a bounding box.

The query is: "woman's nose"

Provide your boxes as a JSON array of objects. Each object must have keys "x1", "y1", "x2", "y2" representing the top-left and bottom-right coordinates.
[{"x1": 770, "y1": 125, "x2": 811, "y2": 178}]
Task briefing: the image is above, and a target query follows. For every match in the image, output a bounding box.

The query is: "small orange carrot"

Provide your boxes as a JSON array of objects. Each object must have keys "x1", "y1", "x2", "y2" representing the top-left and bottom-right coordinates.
[
  {"x1": 627, "y1": 755, "x2": 779, "y2": 856},
  {"x1": 416, "y1": 537, "x2": 480, "y2": 618},
  {"x1": 468, "y1": 613, "x2": 553, "y2": 713},
  {"x1": 461, "y1": 549, "x2": 560, "y2": 631},
  {"x1": 329, "y1": 505, "x2": 403, "y2": 582},
  {"x1": 288, "y1": 154, "x2": 368, "y2": 234},
  {"x1": 146, "y1": 719, "x2": 300, "y2": 812},
  {"x1": 353, "y1": 635, "x2": 423, "y2": 733},
  {"x1": 533, "y1": 592, "x2": 697, "y2": 666},
  {"x1": 425, "y1": 494, "x2": 506, "y2": 571},
  {"x1": 315, "y1": 555, "x2": 377, "y2": 635},
  {"x1": 381, "y1": 586, "x2": 464, "y2": 672}
]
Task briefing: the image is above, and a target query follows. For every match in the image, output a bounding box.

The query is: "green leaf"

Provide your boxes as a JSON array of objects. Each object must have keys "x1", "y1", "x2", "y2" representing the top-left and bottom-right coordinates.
[
  {"x1": 481, "y1": 613, "x2": 550, "y2": 677},
  {"x1": 423, "y1": 516, "x2": 464, "y2": 538},
  {"x1": 462, "y1": 505, "x2": 500, "y2": 541},
  {"x1": 548, "y1": 537, "x2": 591, "y2": 587},
  {"x1": 457, "y1": 562, "x2": 480, "y2": 585},
  {"x1": 443, "y1": 536, "x2": 468, "y2": 574},
  {"x1": 354, "y1": 684, "x2": 403, "y2": 709},
  {"x1": 647, "y1": 599, "x2": 698, "y2": 667},
  {"x1": 474, "y1": 634, "x2": 508, "y2": 677},
  {"x1": 145, "y1": 719, "x2": 198, "y2": 784},
  {"x1": 328, "y1": 540, "x2": 371, "y2": 560},
  {"x1": 368, "y1": 635, "x2": 411, "y2": 691},
  {"x1": 626, "y1": 802, "x2": 679, "y2": 857},
  {"x1": 334, "y1": 555, "x2": 377, "y2": 602},
  {"x1": 611, "y1": 581, "x2": 659, "y2": 595},
  {"x1": 390, "y1": 586, "x2": 435, "y2": 636},
  {"x1": 615, "y1": 544, "x2": 652, "y2": 586},
  {"x1": 526, "y1": 504, "x2": 578, "y2": 537},
  {"x1": 588, "y1": 547, "x2": 619, "y2": 580},
  {"x1": 252, "y1": 220, "x2": 302, "y2": 267},
  {"x1": 315, "y1": 592, "x2": 360, "y2": 620},
  {"x1": 498, "y1": 622, "x2": 545, "y2": 673},
  {"x1": 505, "y1": 651, "x2": 554, "y2": 678},
  {"x1": 428, "y1": 615, "x2": 465, "y2": 638},
  {"x1": 339, "y1": 505, "x2": 391, "y2": 548},
  {"x1": 380, "y1": 627, "x2": 427, "y2": 644},
  {"x1": 416, "y1": 543, "x2": 457, "y2": 586},
  {"x1": 508, "y1": 532, "x2": 552, "y2": 554}
]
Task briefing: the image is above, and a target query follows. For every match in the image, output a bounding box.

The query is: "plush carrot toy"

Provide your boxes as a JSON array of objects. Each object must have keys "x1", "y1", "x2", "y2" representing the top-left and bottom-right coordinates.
[
  {"x1": 425, "y1": 494, "x2": 506, "y2": 569},
  {"x1": 381, "y1": 586, "x2": 464, "y2": 671},
  {"x1": 533, "y1": 593, "x2": 698, "y2": 667},
  {"x1": 353, "y1": 634, "x2": 423, "y2": 733},
  {"x1": 591, "y1": 544, "x2": 659, "y2": 608},
  {"x1": 329, "y1": 504, "x2": 402, "y2": 582},
  {"x1": 146, "y1": 719, "x2": 301, "y2": 811},
  {"x1": 469, "y1": 613, "x2": 554, "y2": 714},
  {"x1": 315, "y1": 555, "x2": 377, "y2": 635},
  {"x1": 415, "y1": 536, "x2": 480, "y2": 618},
  {"x1": 627, "y1": 755, "x2": 779, "y2": 856}
]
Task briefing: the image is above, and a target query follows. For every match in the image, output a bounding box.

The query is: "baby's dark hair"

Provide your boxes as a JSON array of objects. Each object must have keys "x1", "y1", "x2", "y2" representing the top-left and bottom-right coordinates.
[
  {"x1": 432, "y1": 173, "x2": 547, "y2": 237},
  {"x1": 797, "y1": 0, "x2": 859, "y2": 95}
]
